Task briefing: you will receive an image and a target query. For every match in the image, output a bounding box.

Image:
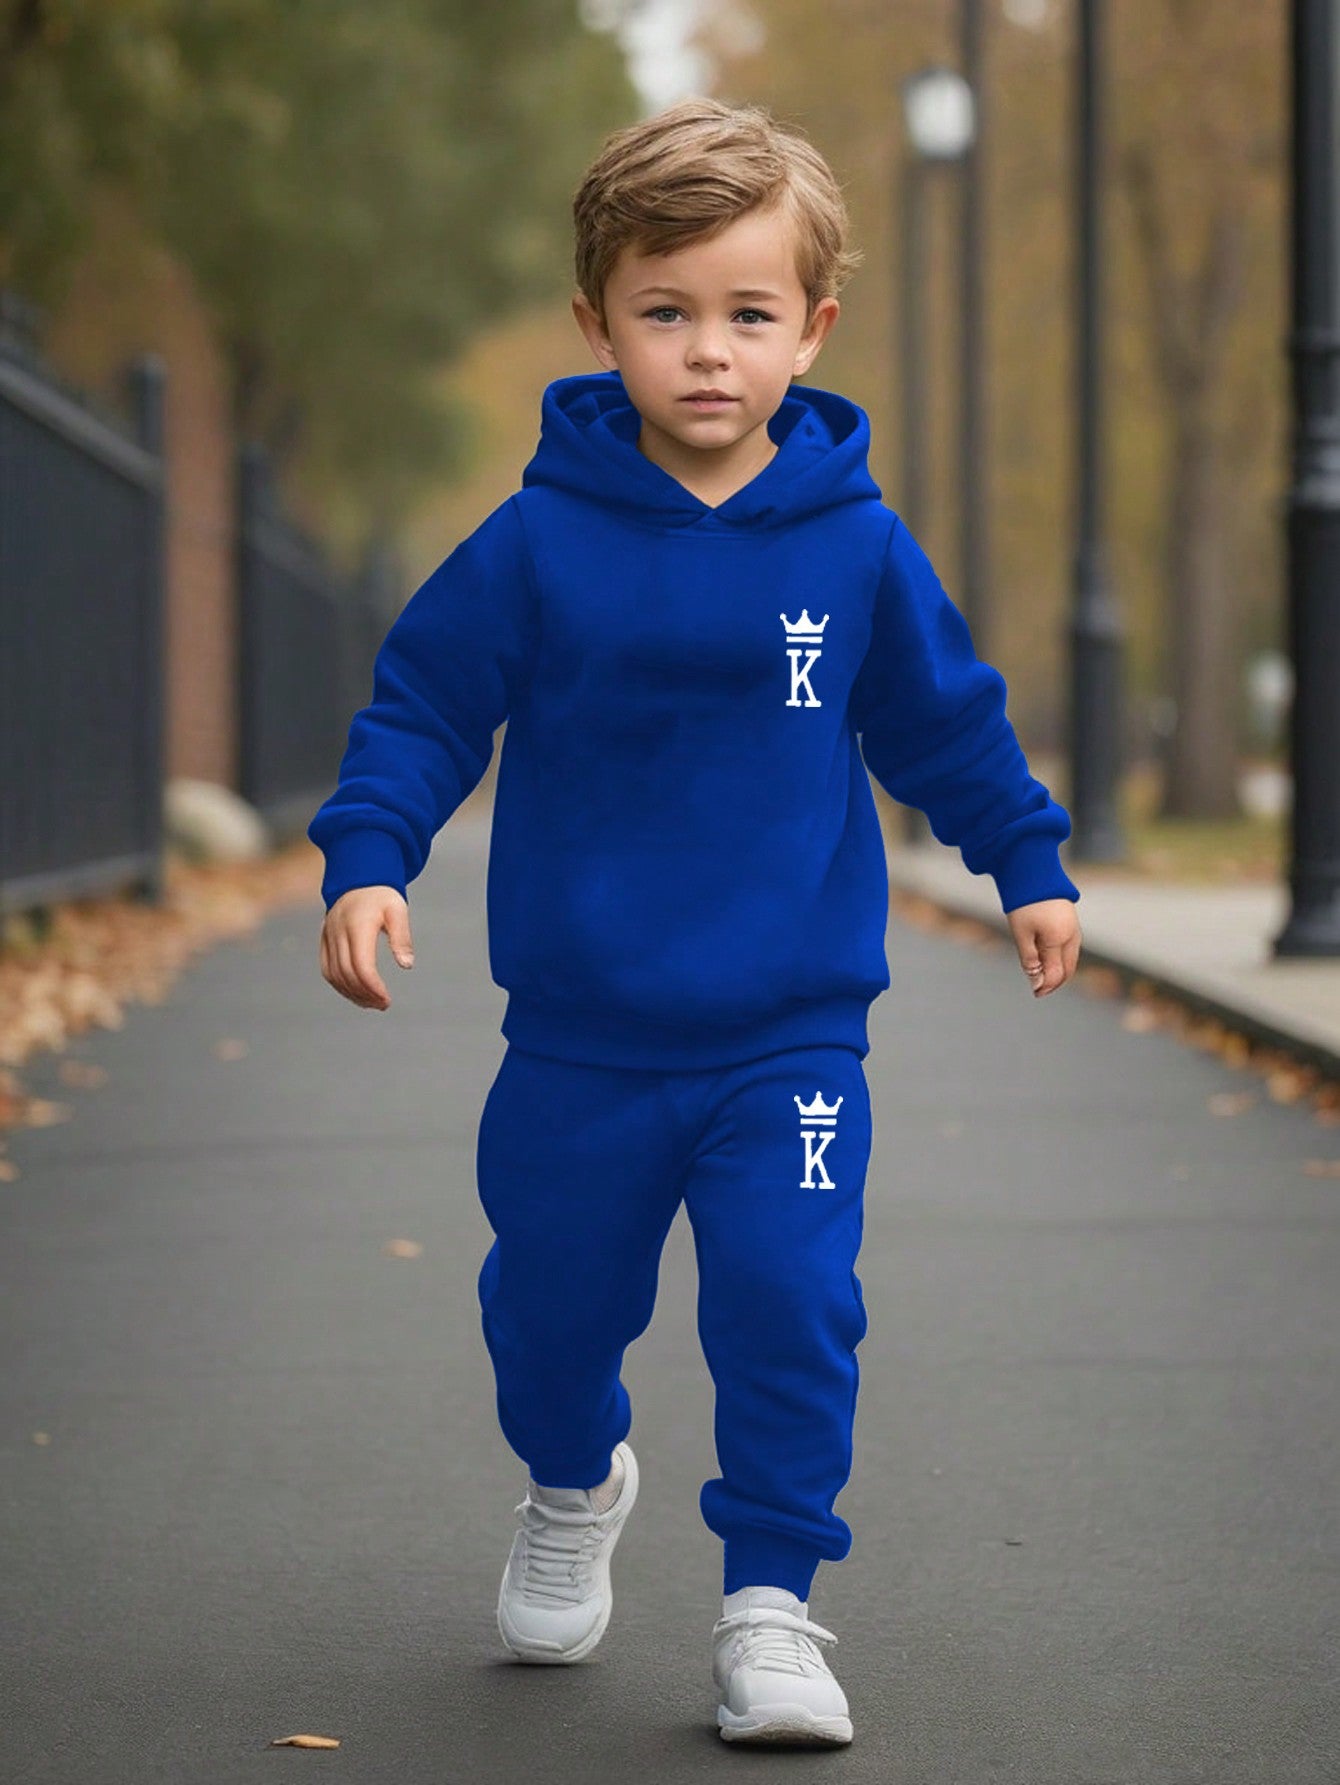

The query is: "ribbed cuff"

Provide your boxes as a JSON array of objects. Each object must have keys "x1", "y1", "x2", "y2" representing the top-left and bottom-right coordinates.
[
  {"x1": 318, "y1": 828, "x2": 408, "y2": 911},
  {"x1": 723, "y1": 1532, "x2": 828, "y2": 1602},
  {"x1": 988, "y1": 832, "x2": 1081, "y2": 913}
]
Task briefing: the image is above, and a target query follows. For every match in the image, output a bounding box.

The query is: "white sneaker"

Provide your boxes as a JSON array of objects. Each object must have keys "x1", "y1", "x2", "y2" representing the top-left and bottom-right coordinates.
[
  {"x1": 496, "y1": 1441, "x2": 638, "y2": 1663},
  {"x1": 712, "y1": 1586, "x2": 854, "y2": 1745}
]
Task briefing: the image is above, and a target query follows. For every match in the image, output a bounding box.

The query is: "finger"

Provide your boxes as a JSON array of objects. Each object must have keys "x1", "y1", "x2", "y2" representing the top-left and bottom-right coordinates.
[
  {"x1": 349, "y1": 929, "x2": 390, "y2": 1008},
  {"x1": 336, "y1": 931, "x2": 382, "y2": 1008},
  {"x1": 386, "y1": 904, "x2": 414, "y2": 968},
  {"x1": 1033, "y1": 937, "x2": 1067, "y2": 996},
  {"x1": 1021, "y1": 938, "x2": 1046, "y2": 982},
  {"x1": 321, "y1": 928, "x2": 346, "y2": 999},
  {"x1": 332, "y1": 931, "x2": 361, "y2": 1004}
]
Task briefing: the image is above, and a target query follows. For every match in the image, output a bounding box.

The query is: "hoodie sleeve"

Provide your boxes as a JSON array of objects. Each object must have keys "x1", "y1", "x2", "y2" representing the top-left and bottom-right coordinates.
[
  {"x1": 307, "y1": 495, "x2": 537, "y2": 912},
  {"x1": 850, "y1": 517, "x2": 1080, "y2": 914}
]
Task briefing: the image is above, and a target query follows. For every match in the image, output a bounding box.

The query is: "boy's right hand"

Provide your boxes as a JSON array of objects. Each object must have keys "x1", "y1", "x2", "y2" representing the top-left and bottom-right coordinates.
[{"x1": 319, "y1": 886, "x2": 414, "y2": 1012}]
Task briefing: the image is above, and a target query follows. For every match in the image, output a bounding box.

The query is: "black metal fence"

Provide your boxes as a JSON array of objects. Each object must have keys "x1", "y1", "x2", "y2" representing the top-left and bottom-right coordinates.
[
  {"x1": 236, "y1": 444, "x2": 401, "y2": 837},
  {"x1": 0, "y1": 287, "x2": 402, "y2": 922},
  {"x1": 0, "y1": 293, "x2": 167, "y2": 919}
]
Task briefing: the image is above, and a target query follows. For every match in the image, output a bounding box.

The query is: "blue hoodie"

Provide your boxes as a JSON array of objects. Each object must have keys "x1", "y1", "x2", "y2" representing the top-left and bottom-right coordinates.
[{"x1": 308, "y1": 368, "x2": 1080, "y2": 1070}]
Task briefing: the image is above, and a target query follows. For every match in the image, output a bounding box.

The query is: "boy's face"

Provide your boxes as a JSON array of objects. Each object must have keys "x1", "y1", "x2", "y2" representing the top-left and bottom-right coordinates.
[{"x1": 571, "y1": 203, "x2": 840, "y2": 490}]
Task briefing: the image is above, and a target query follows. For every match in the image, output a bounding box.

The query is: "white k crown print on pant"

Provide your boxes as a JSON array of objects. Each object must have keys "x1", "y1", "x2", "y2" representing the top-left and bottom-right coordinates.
[{"x1": 794, "y1": 1092, "x2": 844, "y2": 1189}]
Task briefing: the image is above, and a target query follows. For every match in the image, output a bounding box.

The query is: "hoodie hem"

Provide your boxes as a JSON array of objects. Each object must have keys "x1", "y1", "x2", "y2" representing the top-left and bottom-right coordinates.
[{"x1": 499, "y1": 992, "x2": 872, "y2": 1072}]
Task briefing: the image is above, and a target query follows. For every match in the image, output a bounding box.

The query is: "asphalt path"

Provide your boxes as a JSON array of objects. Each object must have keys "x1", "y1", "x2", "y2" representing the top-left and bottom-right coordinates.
[{"x1": 3, "y1": 814, "x2": 1338, "y2": 1783}]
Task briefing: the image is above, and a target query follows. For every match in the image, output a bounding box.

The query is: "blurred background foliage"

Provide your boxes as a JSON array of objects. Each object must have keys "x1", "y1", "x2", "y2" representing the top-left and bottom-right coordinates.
[
  {"x1": 0, "y1": 0, "x2": 637, "y2": 531},
  {"x1": 0, "y1": 0, "x2": 1291, "y2": 829}
]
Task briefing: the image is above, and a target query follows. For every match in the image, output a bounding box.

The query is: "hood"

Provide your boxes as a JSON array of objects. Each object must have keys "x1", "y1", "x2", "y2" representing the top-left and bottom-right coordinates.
[{"x1": 521, "y1": 368, "x2": 882, "y2": 530}]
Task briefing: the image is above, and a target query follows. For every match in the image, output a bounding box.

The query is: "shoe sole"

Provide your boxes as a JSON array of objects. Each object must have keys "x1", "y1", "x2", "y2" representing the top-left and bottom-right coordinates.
[
  {"x1": 718, "y1": 1703, "x2": 854, "y2": 1745},
  {"x1": 496, "y1": 1441, "x2": 639, "y2": 1664}
]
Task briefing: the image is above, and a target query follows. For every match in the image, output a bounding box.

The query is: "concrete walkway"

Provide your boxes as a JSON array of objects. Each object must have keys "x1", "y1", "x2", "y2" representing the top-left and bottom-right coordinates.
[
  {"x1": 2, "y1": 813, "x2": 1339, "y2": 1782},
  {"x1": 887, "y1": 836, "x2": 1340, "y2": 1075}
]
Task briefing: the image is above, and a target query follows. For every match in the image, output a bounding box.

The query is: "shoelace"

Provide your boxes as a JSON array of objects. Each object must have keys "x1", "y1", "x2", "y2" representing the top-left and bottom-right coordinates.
[
  {"x1": 511, "y1": 1493, "x2": 604, "y2": 1606},
  {"x1": 713, "y1": 1606, "x2": 840, "y2": 1678}
]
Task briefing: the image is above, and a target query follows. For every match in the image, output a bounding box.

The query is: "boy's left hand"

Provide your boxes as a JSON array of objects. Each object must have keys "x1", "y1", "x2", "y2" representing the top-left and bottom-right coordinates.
[{"x1": 1006, "y1": 898, "x2": 1082, "y2": 998}]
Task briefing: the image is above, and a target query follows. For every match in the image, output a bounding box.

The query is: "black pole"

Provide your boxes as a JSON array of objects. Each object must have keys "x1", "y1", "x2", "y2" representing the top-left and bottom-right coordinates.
[
  {"x1": 1274, "y1": 0, "x2": 1340, "y2": 955},
  {"x1": 1068, "y1": 0, "x2": 1126, "y2": 861},
  {"x1": 960, "y1": 0, "x2": 988, "y2": 655}
]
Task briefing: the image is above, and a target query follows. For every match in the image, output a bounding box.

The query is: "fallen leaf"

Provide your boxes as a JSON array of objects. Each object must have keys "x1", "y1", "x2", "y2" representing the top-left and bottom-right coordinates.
[
  {"x1": 57, "y1": 1059, "x2": 108, "y2": 1088},
  {"x1": 22, "y1": 1098, "x2": 73, "y2": 1128},
  {"x1": 1267, "y1": 1067, "x2": 1314, "y2": 1104},
  {"x1": 32, "y1": 1431, "x2": 50, "y2": 1445},
  {"x1": 268, "y1": 1735, "x2": 340, "y2": 1749},
  {"x1": 1121, "y1": 1006, "x2": 1162, "y2": 1032},
  {"x1": 383, "y1": 1238, "x2": 423, "y2": 1258},
  {"x1": 1079, "y1": 966, "x2": 1123, "y2": 999},
  {"x1": 0, "y1": 1158, "x2": 18, "y2": 1182},
  {"x1": 1302, "y1": 1159, "x2": 1340, "y2": 1179},
  {"x1": 0, "y1": 841, "x2": 320, "y2": 1127},
  {"x1": 213, "y1": 1038, "x2": 249, "y2": 1061},
  {"x1": 1208, "y1": 1091, "x2": 1256, "y2": 1116}
]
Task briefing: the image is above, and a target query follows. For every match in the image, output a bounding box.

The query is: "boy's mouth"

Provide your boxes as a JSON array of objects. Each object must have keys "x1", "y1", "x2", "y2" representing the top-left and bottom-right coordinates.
[{"x1": 682, "y1": 392, "x2": 739, "y2": 408}]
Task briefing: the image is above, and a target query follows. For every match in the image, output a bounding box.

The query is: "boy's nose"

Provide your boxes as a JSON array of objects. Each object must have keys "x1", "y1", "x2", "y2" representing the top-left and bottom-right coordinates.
[{"x1": 688, "y1": 340, "x2": 731, "y2": 370}]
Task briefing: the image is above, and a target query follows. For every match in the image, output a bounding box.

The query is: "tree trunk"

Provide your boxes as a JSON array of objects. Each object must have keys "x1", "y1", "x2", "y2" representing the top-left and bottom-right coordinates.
[
  {"x1": 1161, "y1": 419, "x2": 1242, "y2": 815},
  {"x1": 1119, "y1": 137, "x2": 1249, "y2": 819}
]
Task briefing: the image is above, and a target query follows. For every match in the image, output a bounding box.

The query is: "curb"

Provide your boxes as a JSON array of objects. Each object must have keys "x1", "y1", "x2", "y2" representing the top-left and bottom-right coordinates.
[{"x1": 886, "y1": 860, "x2": 1340, "y2": 1084}]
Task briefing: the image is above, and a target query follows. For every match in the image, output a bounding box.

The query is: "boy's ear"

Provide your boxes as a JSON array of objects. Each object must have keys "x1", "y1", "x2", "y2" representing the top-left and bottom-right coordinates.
[
  {"x1": 793, "y1": 297, "x2": 840, "y2": 378},
  {"x1": 572, "y1": 293, "x2": 618, "y2": 370}
]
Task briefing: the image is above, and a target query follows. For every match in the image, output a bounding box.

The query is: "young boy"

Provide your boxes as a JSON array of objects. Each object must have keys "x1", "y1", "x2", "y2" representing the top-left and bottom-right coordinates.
[{"x1": 308, "y1": 96, "x2": 1082, "y2": 1747}]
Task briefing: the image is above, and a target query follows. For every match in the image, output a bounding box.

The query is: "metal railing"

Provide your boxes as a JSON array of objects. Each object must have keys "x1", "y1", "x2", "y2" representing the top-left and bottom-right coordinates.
[
  {"x1": 235, "y1": 441, "x2": 393, "y2": 838},
  {"x1": 0, "y1": 290, "x2": 167, "y2": 918},
  {"x1": 0, "y1": 287, "x2": 403, "y2": 921}
]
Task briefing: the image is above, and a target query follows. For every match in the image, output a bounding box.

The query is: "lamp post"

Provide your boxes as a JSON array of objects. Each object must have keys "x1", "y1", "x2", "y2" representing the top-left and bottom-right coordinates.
[
  {"x1": 1273, "y1": 0, "x2": 1340, "y2": 956},
  {"x1": 960, "y1": 0, "x2": 988, "y2": 655},
  {"x1": 899, "y1": 65, "x2": 977, "y2": 845},
  {"x1": 899, "y1": 65, "x2": 977, "y2": 540},
  {"x1": 1067, "y1": 0, "x2": 1127, "y2": 861}
]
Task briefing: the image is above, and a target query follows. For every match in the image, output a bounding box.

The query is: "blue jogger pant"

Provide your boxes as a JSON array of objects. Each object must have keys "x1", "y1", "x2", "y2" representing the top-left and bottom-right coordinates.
[{"x1": 474, "y1": 1041, "x2": 872, "y2": 1602}]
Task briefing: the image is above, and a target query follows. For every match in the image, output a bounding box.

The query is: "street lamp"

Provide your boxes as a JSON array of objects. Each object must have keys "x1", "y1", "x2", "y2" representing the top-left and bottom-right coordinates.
[
  {"x1": 899, "y1": 65, "x2": 976, "y2": 543},
  {"x1": 898, "y1": 65, "x2": 976, "y2": 846},
  {"x1": 1067, "y1": 0, "x2": 1127, "y2": 861},
  {"x1": 1273, "y1": 0, "x2": 1340, "y2": 956}
]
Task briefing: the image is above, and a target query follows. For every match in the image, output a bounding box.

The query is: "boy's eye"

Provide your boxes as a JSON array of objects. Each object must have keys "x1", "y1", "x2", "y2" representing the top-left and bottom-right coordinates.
[{"x1": 642, "y1": 306, "x2": 774, "y2": 325}]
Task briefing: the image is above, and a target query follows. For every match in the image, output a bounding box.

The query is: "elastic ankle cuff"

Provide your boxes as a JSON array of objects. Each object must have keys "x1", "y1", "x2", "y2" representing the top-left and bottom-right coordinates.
[
  {"x1": 723, "y1": 1534, "x2": 821, "y2": 1601},
  {"x1": 527, "y1": 1448, "x2": 615, "y2": 1491}
]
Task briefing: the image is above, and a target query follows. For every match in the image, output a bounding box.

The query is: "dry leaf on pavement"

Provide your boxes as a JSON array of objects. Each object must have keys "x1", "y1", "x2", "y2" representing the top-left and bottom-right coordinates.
[
  {"x1": 1208, "y1": 1091, "x2": 1257, "y2": 1116},
  {"x1": 383, "y1": 1238, "x2": 423, "y2": 1258},
  {"x1": 0, "y1": 842, "x2": 319, "y2": 1133}
]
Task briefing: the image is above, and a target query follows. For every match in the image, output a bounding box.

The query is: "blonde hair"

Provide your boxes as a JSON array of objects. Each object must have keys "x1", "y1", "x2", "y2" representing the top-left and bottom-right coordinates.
[{"x1": 572, "y1": 96, "x2": 864, "y2": 327}]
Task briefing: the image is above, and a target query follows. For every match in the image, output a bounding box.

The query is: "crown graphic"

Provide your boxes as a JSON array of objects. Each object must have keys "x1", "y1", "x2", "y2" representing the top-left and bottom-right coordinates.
[
  {"x1": 794, "y1": 1092, "x2": 843, "y2": 1123},
  {"x1": 780, "y1": 610, "x2": 829, "y2": 641}
]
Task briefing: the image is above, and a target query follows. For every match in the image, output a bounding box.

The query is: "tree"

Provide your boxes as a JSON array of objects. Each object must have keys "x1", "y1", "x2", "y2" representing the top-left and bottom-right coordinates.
[
  {"x1": 0, "y1": 0, "x2": 639, "y2": 534},
  {"x1": 688, "y1": 0, "x2": 1287, "y2": 814}
]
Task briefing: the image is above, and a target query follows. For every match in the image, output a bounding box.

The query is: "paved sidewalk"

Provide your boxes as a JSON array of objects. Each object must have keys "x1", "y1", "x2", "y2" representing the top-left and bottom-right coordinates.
[
  {"x1": 2, "y1": 814, "x2": 1338, "y2": 1782},
  {"x1": 887, "y1": 836, "x2": 1340, "y2": 1074}
]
